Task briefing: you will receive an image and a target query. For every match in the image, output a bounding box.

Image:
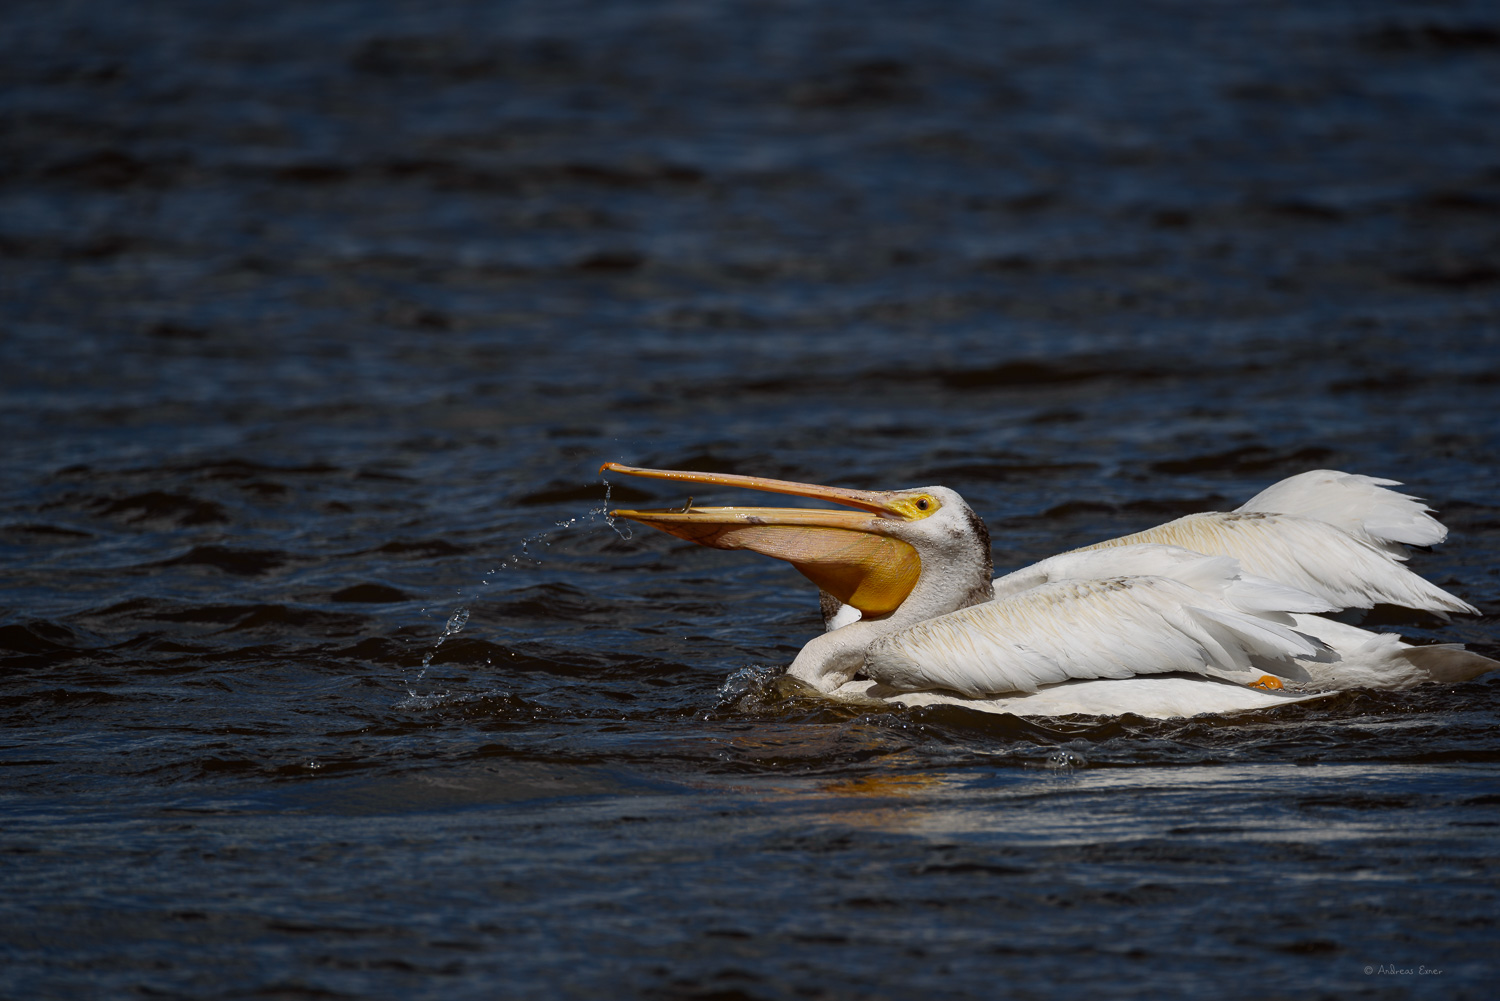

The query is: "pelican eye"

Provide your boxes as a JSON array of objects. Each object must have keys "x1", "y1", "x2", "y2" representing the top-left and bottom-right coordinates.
[{"x1": 899, "y1": 494, "x2": 939, "y2": 519}]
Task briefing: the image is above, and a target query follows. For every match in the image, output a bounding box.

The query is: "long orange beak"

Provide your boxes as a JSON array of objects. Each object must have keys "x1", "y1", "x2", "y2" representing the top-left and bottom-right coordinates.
[{"x1": 600, "y1": 462, "x2": 923, "y2": 616}]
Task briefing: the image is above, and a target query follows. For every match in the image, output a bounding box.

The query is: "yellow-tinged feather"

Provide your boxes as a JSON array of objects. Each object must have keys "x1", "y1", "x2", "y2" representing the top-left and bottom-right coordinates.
[{"x1": 1076, "y1": 512, "x2": 1475, "y2": 614}]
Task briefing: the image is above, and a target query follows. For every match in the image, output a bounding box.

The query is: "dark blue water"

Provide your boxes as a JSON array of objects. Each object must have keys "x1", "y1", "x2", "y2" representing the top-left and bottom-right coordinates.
[{"x1": 3, "y1": 1, "x2": 1498, "y2": 998}]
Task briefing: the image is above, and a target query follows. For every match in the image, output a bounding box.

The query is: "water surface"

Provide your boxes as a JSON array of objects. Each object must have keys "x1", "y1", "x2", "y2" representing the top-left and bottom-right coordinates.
[{"x1": 2, "y1": 1, "x2": 1498, "y2": 998}]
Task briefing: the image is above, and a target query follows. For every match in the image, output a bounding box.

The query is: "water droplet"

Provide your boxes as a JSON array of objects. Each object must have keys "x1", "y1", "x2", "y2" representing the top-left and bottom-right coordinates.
[
  {"x1": 1045, "y1": 749, "x2": 1087, "y2": 769},
  {"x1": 596, "y1": 478, "x2": 633, "y2": 539},
  {"x1": 444, "y1": 607, "x2": 469, "y2": 636},
  {"x1": 403, "y1": 489, "x2": 633, "y2": 700}
]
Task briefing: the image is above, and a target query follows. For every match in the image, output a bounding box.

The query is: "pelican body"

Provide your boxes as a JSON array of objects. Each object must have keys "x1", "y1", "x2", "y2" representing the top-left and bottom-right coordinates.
[{"x1": 602, "y1": 463, "x2": 1495, "y2": 718}]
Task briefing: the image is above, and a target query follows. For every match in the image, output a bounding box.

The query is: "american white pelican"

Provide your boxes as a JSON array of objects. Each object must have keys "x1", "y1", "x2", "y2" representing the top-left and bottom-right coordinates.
[{"x1": 601, "y1": 463, "x2": 1496, "y2": 718}]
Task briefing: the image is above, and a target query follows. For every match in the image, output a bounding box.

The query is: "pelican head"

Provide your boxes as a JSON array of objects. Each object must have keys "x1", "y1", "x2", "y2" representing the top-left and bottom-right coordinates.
[{"x1": 601, "y1": 462, "x2": 994, "y2": 691}]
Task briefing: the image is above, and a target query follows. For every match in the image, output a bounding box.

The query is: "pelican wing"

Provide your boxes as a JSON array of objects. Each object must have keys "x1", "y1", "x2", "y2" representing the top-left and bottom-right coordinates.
[
  {"x1": 993, "y1": 543, "x2": 1338, "y2": 621},
  {"x1": 1079, "y1": 512, "x2": 1475, "y2": 615},
  {"x1": 865, "y1": 556, "x2": 1323, "y2": 697},
  {"x1": 1234, "y1": 469, "x2": 1447, "y2": 551}
]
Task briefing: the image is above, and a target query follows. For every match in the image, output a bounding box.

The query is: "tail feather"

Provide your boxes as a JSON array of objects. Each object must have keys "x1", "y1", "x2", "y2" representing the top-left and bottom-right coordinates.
[
  {"x1": 1400, "y1": 644, "x2": 1500, "y2": 685},
  {"x1": 1281, "y1": 613, "x2": 1499, "y2": 690}
]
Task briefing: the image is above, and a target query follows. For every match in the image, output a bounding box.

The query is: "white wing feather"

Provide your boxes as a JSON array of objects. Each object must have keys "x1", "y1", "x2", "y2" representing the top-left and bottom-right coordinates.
[
  {"x1": 1234, "y1": 469, "x2": 1447, "y2": 551},
  {"x1": 866, "y1": 554, "x2": 1323, "y2": 697},
  {"x1": 1077, "y1": 512, "x2": 1474, "y2": 615},
  {"x1": 994, "y1": 544, "x2": 1337, "y2": 621}
]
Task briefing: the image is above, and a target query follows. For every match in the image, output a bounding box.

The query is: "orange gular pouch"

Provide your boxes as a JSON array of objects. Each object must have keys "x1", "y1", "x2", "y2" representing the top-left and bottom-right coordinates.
[{"x1": 630, "y1": 515, "x2": 922, "y2": 617}]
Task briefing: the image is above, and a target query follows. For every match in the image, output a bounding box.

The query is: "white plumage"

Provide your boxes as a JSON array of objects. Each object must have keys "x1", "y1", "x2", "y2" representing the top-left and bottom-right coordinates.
[
  {"x1": 605, "y1": 463, "x2": 1496, "y2": 718},
  {"x1": 868, "y1": 550, "x2": 1327, "y2": 696},
  {"x1": 1235, "y1": 469, "x2": 1448, "y2": 550},
  {"x1": 1078, "y1": 509, "x2": 1473, "y2": 616}
]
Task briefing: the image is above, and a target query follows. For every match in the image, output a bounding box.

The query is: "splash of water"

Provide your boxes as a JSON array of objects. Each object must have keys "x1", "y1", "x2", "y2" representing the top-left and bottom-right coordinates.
[
  {"x1": 709, "y1": 665, "x2": 794, "y2": 719},
  {"x1": 477, "y1": 477, "x2": 631, "y2": 587},
  {"x1": 1044, "y1": 748, "x2": 1088, "y2": 769},
  {"x1": 406, "y1": 605, "x2": 470, "y2": 697},
  {"x1": 717, "y1": 665, "x2": 782, "y2": 705},
  {"x1": 554, "y1": 477, "x2": 632, "y2": 540},
  {"x1": 399, "y1": 474, "x2": 632, "y2": 706}
]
